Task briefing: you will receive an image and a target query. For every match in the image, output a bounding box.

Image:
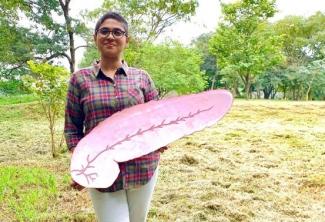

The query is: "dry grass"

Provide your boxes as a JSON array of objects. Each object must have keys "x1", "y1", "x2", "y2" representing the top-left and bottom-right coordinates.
[{"x1": 0, "y1": 99, "x2": 324, "y2": 221}]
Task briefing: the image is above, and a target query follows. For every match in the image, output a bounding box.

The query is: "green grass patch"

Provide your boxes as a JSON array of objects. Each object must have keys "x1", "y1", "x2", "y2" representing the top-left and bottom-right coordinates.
[
  {"x1": 0, "y1": 102, "x2": 45, "y2": 122},
  {"x1": 0, "y1": 166, "x2": 58, "y2": 222},
  {"x1": 1, "y1": 99, "x2": 325, "y2": 221},
  {"x1": 0, "y1": 94, "x2": 37, "y2": 105}
]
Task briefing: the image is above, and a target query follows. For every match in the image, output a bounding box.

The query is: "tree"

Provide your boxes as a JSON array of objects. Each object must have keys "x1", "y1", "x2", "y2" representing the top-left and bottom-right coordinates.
[
  {"x1": 209, "y1": 0, "x2": 284, "y2": 98},
  {"x1": 304, "y1": 12, "x2": 325, "y2": 61},
  {"x1": 23, "y1": 61, "x2": 69, "y2": 157},
  {"x1": 271, "y1": 12, "x2": 325, "y2": 100},
  {"x1": 80, "y1": 0, "x2": 202, "y2": 95},
  {"x1": 87, "y1": 0, "x2": 198, "y2": 42},
  {"x1": 219, "y1": 65, "x2": 242, "y2": 97},
  {"x1": 255, "y1": 67, "x2": 283, "y2": 99},
  {"x1": 273, "y1": 16, "x2": 310, "y2": 65},
  {"x1": 303, "y1": 59, "x2": 325, "y2": 100},
  {"x1": 191, "y1": 33, "x2": 221, "y2": 90},
  {"x1": 81, "y1": 0, "x2": 199, "y2": 75},
  {"x1": 129, "y1": 42, "x2": 207, "y2": 96},
  {"x1": 0, "y1": 0, "x2": 89, "y2": 75},
  {"x1": 81, "y1": 41, "x2": 207, "y2": 96},
  {"x1": 273, "y1": 13, "x2": 325, "y2": 64}
]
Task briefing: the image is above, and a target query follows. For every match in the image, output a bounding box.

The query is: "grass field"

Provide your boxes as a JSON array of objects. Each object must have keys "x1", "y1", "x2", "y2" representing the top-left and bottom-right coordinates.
[
  {"x1": 0, "y1": 94, "x2": 37, "y2": 105},
  {"x1": 0, "y1": 98, "x2": 324, "y2": 221}
]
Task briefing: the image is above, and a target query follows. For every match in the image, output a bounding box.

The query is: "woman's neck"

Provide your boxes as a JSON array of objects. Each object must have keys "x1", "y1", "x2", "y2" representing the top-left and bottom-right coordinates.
[{"x1": 100, "y1": 56, "x2": 122, "y2": 73}]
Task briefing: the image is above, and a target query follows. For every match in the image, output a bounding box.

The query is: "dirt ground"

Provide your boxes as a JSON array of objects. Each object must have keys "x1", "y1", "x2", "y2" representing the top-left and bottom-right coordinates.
[{"x1": 0, "y1": 99, "x2": 324, "y2": 221}]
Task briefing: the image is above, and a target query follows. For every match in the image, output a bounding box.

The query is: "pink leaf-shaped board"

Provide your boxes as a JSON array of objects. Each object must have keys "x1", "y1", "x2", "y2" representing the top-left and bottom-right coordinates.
[{"x1": 71, "y1": 90, "x2": 233, "y2": 188}]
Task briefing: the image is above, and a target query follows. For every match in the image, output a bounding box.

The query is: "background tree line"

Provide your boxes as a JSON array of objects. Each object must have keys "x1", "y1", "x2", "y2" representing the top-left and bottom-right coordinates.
[{"x1": 0, "y1": 0, "x2": 324, "y2": 100}]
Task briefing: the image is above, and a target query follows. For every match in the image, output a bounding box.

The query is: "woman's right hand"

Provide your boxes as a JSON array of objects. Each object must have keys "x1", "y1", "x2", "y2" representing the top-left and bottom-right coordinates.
[{"x1": 70, "y1": 180, "x2": 85, "y2": 191}]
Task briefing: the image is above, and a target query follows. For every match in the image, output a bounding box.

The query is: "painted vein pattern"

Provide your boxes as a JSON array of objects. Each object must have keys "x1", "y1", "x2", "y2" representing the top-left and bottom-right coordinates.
[{"x1": 71, "y1": 106, "x2": 214, "y2": 185}]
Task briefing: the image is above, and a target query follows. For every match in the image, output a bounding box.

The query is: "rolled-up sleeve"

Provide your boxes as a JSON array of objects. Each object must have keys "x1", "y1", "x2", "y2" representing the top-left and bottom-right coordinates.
[
  {"x1": 64, "y1": 74, "x2": 84, "y2": 150},
  {"x1": 141, "y1": 71, "x2": 159, "y2": 102}
]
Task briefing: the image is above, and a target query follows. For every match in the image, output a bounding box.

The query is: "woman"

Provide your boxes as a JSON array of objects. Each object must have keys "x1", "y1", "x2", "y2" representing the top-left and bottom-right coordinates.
[{"x1": 64, "y1": 11, "x2": 165, "y2": 222}]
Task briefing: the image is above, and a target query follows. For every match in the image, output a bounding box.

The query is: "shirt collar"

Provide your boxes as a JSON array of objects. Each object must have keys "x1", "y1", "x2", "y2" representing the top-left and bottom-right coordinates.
[{"x1": 92, "y1": 60, "x2": 129, "y2": 77}]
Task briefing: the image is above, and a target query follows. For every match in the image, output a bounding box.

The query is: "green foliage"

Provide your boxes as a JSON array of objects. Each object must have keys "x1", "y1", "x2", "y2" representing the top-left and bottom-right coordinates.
[
  {"x1": 79, "y1": 45, "x2": 100, "y2": 68},
  {"x1": 0, "y1": 1, "x2": 63, "y2": 61},
  {"x1": 0, "y1": 22, "x2": 29, "y2": 65},
  {"x1": 255, "y1": 67, "x2": 283, "y2": 99},
  {"x1": 23, "y1": 61, "x2": 68, "y2": 100},
  {"x1": 0, "y1": 166, "x2": 57, "y2": 221},
  {"x1": 273, "y1": 16, "x2": 310, "y2": 64},
  {"x1": 274, "y1": 12, "x2": 325, "y2": 64},
  {"x1": 255, "y1": 60, "x2": 325, "y2": 100},
  {"x1": 264, "y1": 12, "x2": 325, "y2": 100},
  {"x1": 221, "y1": 0, "x2": 277, "y2": 24},
  {"x1": 191, "y1": 33, "x2": 222, "y2": 90},
  {"x1": 303, "y1": 59, "x2": 325, "y2": 100},
  {"x1": 80, "y1": 41, "x2": 207, "y2": 96},
  {"x1": 219, "y1": 65, "x2": 243, "y2": 96},
  {"x1": 23, "y1": 61, "x2": 69, "y2": 157},
  {"x1": 209, "y1": 0, "x2": 284, "y2": 98},
  {"x1": 306, "y1": 12, "x2": 325, "y2": 60},
  {"x1": 0, "y1": 80, "x2": 28, "y2": 95},
  {"x1": 0, "y1": 0, "x2": 89, "y2": 75},
  {"x1": 130, "y1": 42, "x2": 207, "y2": 95},
  {"x1": 0, "y1": 0, "x2": 30, "y2": 19},
  {"x1": 87, "y1": 0, "x2": 198, "y2": 41}
]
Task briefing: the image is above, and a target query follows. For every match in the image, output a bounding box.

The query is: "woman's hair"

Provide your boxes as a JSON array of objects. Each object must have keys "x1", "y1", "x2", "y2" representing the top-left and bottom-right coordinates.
[{"x1": 94, "y1": 11, "x2": 128, "y2": 36}]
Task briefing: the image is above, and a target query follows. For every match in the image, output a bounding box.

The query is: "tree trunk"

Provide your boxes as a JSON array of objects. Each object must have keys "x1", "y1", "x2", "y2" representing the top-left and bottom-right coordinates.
[
  {"x1": 297, "y1": 87, "x2": 301, "y2": 100},
  {"x1": 231, "y1": 84, "x2": 237, "y2": 97},
  {"x1": 59, "y1": 0, "x2": 75, "y2": 73},
  {"x1": 50, "y1": 125, "x2": 58, "y2": 158},
  {"x1": 305, "y1": 74, "x2": 316, "y2": 101},
  {"x1": 48, "y1": 104, "x2": 58, "y2": 158},
  {"x1": 211, "y1": 62, "x2": 218, "y2": 90},
  {"x1": 69, "y1": 31, "x2": 75, "y2": 73},
  {"x1": 231, "y1": 80, "x2": 241, "y2": 98},
  {"x1": 263, "y1": 88, "x2": 271, "y2": 99},
  {"x1": 244, "y1": 74, "x2": 251, "y2": 99},
  {"x1": 235, "y1": 87, "x2": 240, "y2": 97},
  {"x1": 210, "y1": 73, "x2": 216, "y2": 90},
  {"x1": 283, "y1": 86, "x2": 287, "y2": 100},
  {"x1": 271, "y1": 88, "x2": 277, "y2": 99}
]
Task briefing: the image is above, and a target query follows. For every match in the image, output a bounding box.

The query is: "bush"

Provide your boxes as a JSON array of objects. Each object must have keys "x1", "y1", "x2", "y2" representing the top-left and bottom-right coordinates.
[
  {"x1": 0, "y1": 80, "x2": 29, "y2": 95},
  {"x1": 23, "y1": 61, "x2": 69, "y2": 158}
]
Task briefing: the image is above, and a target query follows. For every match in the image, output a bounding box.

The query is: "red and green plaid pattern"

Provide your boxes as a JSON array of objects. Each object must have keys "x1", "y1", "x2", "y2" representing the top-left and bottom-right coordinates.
[{"x1": 64, "y1": 62, "x2": 160, "y2": 192}]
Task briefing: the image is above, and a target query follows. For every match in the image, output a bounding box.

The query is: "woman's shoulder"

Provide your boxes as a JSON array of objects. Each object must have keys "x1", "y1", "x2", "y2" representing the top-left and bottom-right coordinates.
[
  {"x1": 71, "y1": 66, "x2": 96, "y2": 79},
  {"x1": 68, "y1": 66, "x2": 95, "y2": 86},
  {"x1": 72, "y1": 66, "x2": 94, "y2": 77},
  {"x1": 126, "y1": 66, "x2": 151, "y2": 79}
]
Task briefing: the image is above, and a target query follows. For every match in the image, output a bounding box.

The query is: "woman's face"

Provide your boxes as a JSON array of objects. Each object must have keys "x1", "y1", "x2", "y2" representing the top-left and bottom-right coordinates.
[{"x1": 94, "y1": 18, "x2": 128, "y2": 59}]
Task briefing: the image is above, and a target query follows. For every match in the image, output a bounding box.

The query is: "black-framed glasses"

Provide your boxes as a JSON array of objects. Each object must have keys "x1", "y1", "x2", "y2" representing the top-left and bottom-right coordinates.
[{"x1": 96, "y1": 28, "x2": 127, "y2": 39}]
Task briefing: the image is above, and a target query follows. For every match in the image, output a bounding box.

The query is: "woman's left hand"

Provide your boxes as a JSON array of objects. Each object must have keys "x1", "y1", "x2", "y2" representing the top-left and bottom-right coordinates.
[{"x1": 158, "y1": 146, "x2": 168, "y2": 153}]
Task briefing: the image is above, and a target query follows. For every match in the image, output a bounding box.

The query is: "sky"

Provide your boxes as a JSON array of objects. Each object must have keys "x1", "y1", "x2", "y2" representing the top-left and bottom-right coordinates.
[{"x1": 69, "y1": 0, "x2": 325, "y2": 66}]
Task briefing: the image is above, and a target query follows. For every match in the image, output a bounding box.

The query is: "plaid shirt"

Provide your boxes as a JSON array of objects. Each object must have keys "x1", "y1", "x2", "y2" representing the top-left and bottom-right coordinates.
[{"x1": 64, "y1": 61, "x2": 160, "y2": 192}]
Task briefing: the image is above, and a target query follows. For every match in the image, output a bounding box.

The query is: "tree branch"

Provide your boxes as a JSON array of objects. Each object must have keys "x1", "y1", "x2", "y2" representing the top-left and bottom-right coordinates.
[
  {"x1": 35, "y1": 52, "x2": 72, "y2": 64},
  {"x1": 74, "y1": 45, "x2": 89, "y2": 51}
]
